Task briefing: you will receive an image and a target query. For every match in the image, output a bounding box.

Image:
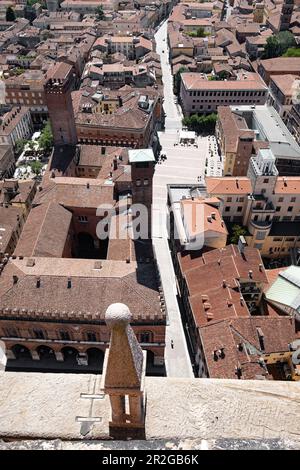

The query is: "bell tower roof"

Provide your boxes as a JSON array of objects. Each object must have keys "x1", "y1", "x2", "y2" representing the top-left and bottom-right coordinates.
[{"x1": 129, "y1": 148, "x2": 155, "y2": 164}]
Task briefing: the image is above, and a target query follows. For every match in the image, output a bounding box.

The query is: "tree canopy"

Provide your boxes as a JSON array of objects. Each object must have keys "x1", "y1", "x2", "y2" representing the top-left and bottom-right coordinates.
[
  {"x1": 263, "y1": 31, "x2": 296, "y2": 59},
  {"x1": 6, "y1": 6, "x2": 16, "y2": 22},
  {"x1": 182, "y1": 113, "x2": 217, "y2": 134},
  {"x1": 15, "y1": 138, "x2": 29, "y2": 155},
  {"x1": 187, "y1": 27, "x2": 209, "y2": 38},
  {"x1": 30, "y1": 160, "x2": 43, "y2": 177},
  {"x1": 283, "y1": 47, "x2": 300, "y2": 57},
  {"x1": 174, "y1": 66, "x2": 188, "y2": 95},
  {"x1": 95, "y1": 4, "x2": 105, "y2": 20},
  {"x1": 230, "y1": 224, "x2": 247, "y2": 244},
  {"x1": 38, "y1": 121, "x2": 53, "y2": 154}
]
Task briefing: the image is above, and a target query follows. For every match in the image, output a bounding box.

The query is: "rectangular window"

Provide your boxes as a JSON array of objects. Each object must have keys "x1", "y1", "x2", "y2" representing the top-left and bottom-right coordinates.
[
  {"x1": 288, "y1": 206, "x2": 293, "y2": 212},
  {"x1": 78, "y1": 216, "x2": 88, "y2": 223},
  {"x1": 237, "y1": 206, "x2": 243, "y2": 212},
  {"x1": 273, "y1": 237, "x2": 283, "y2": 241},
  {"x1": 227, "y1": 197, "x2": 232, "y2": 202},
  {"x1": 276, "y1": 206, "x2": 281, "y2": 212},
  {"x1": 263, "y1": 178, "x2": 269, "y2": 183},
  {"x1": 278, "y1": 197, "x2": 284, "y2": 202},
  {"x1": 225, "y1": 206, "x2": 230, "y2": 212},
  {"x1": 291, "y1": 197, "x2": 296, "y2": 202},
  {"x1": 256, "y1": 231, "x2": 266, "y2": 240}
]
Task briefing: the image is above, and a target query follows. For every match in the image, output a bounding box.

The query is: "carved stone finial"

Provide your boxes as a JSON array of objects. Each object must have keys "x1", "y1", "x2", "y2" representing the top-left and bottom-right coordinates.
[
  {"x1": 105, "y1": 303, "x2": 132, "y2": 327},
  {"x1": 101, "y1": 303, "x2": 146, "y2": 439}
]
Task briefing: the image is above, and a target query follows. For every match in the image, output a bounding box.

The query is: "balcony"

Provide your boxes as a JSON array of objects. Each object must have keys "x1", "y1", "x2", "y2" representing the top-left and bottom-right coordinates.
[
  {"x1": 252, "y1": 201, "x2": 275, "y2": 212},
  {"x1": 250, "y1": 218, "x2": 272, "y2": 230}
]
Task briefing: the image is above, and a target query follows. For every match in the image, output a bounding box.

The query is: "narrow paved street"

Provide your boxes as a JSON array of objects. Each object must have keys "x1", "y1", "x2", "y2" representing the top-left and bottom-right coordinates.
[
  {"x1": 153, "y1": 18, "x2": 223, "y2": 378},
  {"x1": 152, "y1": 20, "x2": 197, "y2": 378}
]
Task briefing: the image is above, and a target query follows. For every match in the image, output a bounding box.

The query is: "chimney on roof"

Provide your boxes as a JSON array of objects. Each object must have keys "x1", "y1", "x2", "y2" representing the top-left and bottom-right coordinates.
[
  {"x1": 257, "y1": 327, "x2": 265, "y2": 351},
  {"x1": 222, "y1": 279, "x2": 226, "y2": 288},
  {"x1": 236, "y1": 178, "x2": 239, "y2": 188},
  {"x1": 219, "y1": 347, "x2": 225, "y2": 358},
  {"x1": 235, "y1": 365, "x2": 242, "y2": 379},
  {"x1": 113, "y1": 156, "x2": 118, "y2": 171},
  {"x1": 206, "y1": 311, "x2": 214, "y2": 321},
  {"x1": 238, "y1": 235, "x2": 247, "y2": 255},
  {"x1": 67, "y1": 277, "x2": 72, "y2": 289},
  {"x1": 36, "y1": 277, "x2": 41, "y2": 288},
  {"x1": 126, "y1": 257, "x2": 130, "y2": 263},
  {"x1": 218, "y1": 259, "x2": 221, "y2": 265},
  {"x1": 240, "y1": 296, "x2": 244, "y2": 306},
  {"x1": 283, "y1": 177, "x2": 287, "y2": 187},
  {"x1": 207, "y1": 215, "x2": 212, "y2": 223},
  {"x1": 13, "y1": 275, "x2": 18, "y2": 284},
  {"x1": 259, "y1": 263, "x2": 263, "y2": 272},
  {"x1": 248, "y1": 269, "x2": 253, "y2": 279},
  {"x1": 86, "y1": 182, "x2": 90, "y2": 189},
  {"x1": 211, "y1": 212, "x2": 216, "y2": 220}
]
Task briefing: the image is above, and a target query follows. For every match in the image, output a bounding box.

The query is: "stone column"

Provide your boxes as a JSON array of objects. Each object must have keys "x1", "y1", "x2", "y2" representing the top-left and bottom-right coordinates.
[
  {"x1": 6, "y1": 349, "x2": 16, "y2": 360},
  {"x1": 30, "y1": 350, "x2": 40, "y2": 361},
  {"x1": 110, "y1": 395, "x2": 126, "y2": 423},
  {"x1": 129, "y1": 395, "x2": 143, "y2": 424},
  {"x1": 55, "y1": 351, "x2": 64, "y2": 362},
  {"x1": 0, "y1": 341, "x2": 7, "y2": 371}
]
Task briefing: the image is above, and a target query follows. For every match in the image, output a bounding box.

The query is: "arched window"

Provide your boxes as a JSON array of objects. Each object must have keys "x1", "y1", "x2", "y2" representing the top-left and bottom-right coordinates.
[
  {"x1": 33, "y1": 328, "x2": 45, "y2": 339},
  {"x1": 87, "y1": 332, "x2": 97, "y2": 342},
  {"x1": 140, "y1": 331, "x2": 152, "y2": 343},
  {"x1": 60, "y1": 330, "x2": 70, "y2": 341}
]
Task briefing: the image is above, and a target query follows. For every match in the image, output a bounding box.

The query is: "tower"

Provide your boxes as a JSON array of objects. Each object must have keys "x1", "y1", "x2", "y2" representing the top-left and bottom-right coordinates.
[
  {"x1": 247, "y1": 147, "x2": 278, "y2": 196},
  {"x1": 279, "y1": 0, "x2": 294, "y2": 32},
  {"x1": 129, "y1": 148, "x2": 155, "y2": 238},
  {"x1": 244, "y1": 148, "x2": 278, "y2": 246},
  {"x1": 44, "y1": 62, "x2": 77, "y2": 146},
  {"x1": 253, "y1": 2, "x2": 264, "y2": 23}
]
